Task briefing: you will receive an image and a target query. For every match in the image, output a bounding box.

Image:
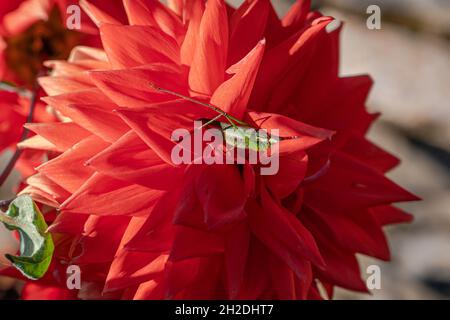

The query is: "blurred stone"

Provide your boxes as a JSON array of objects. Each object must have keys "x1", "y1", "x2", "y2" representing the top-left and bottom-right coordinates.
[
  {"x1": 320, "y1": 7, "x2": 450, "y2": 151},
  {"x1": 318, "y1": 0, "x2": 450, "y2": 37},
  {"x1": 228, "y1": 0, "x2": 292, "y2": 15},
  {"x1": 368, "y1": 122, "x2": 449, "y2": 197},
  {"x1": 422, "y1": 273, "x2": 450, "y2": 298}
]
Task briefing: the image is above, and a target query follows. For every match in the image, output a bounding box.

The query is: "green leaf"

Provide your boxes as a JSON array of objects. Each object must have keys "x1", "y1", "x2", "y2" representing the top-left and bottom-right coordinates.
[{"x1": 0, "y1": 195, "x2": 54, "y2": 280}]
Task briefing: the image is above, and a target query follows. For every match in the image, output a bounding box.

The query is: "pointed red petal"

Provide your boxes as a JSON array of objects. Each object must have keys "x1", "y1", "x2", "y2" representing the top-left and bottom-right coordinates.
[
  {"x1": 188, "y1": 0, "x2": 229, "y2": 95},
  {"x1": 211, "y1": 40, "x2": 265, "y2": 118},
  {"x1": 100, "y1": 24, "x2": 180, "y2": 68}
]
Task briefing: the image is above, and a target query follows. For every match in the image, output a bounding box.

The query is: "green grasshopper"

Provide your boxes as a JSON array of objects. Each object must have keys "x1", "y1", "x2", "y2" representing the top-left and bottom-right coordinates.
[
  {"x1": 210, "y1": 120, "x2": 280, "y2": 152},
  {"x1": 150, "y1": 83, "x2": 293, "y2": 152}
]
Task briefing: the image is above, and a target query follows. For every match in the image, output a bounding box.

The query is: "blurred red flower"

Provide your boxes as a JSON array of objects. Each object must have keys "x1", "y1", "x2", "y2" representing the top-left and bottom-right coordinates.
[
  {"x1": 13, "y1": 0, "x2": 419, "y2": 300},
  {"x1": 0, "y1": 0, "x2": 126, "y2": 178},
  {"x1": 0, "y1": 0, "x2": 127, "y2": 85}
]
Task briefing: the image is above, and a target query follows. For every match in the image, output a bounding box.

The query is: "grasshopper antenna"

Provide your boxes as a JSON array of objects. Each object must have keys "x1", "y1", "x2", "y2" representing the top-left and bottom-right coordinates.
[{"x1": 149, "y1": 83, "x2": 250, "y2": 128}]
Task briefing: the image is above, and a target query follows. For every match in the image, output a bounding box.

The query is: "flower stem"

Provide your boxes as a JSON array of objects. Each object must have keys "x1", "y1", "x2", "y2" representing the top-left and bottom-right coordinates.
[{"x1": 0, "y1": 82, "x2": 39, "y2": 187}]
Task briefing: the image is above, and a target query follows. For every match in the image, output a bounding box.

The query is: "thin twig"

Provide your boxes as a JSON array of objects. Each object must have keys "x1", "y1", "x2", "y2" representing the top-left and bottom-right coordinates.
[{"x1": 0, "y1": 82, "x2": 39, "y2": 187}]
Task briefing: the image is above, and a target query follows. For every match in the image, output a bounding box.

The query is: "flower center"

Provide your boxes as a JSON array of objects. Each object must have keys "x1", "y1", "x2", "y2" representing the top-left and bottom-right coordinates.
[{"x1": 4, "y1": 7, "x2": 81, "y2": 85}]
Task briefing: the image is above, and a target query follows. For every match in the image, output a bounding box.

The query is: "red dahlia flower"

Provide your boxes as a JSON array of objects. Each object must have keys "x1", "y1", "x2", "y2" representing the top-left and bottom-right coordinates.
[{"x1": 15, "y1": 0, "x2": 418, "y2": 299}]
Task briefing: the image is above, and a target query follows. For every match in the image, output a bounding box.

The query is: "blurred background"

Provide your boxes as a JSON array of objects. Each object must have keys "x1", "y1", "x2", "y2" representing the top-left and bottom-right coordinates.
[{"x1": 1, "y1": 0, "x2": 449, "y2": 299}]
